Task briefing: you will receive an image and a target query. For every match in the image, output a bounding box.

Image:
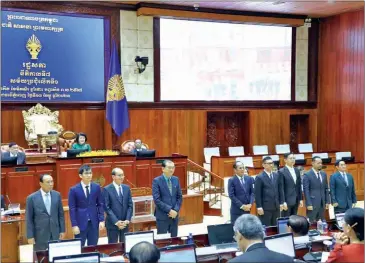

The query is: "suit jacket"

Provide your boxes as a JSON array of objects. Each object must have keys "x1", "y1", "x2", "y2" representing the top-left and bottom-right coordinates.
[
  {"x1": 26, "y1": 190, "x2": 65, "y2": 242},
  {"x1": 103, "y1": 183, "x2": 133, "y2": 230},
  {"x1": 254, "y1": 171, "x2": 284, "y2": 211},
  {"x1": 130, "y1": 148, "x2": 146, "y2": 155},
  {"x1": 68, "y1": 182, "x2": 104, "y2": 231},
  {"x1": 278, "y1": 166, "x2": 302, "y2": 206},
  {"x1": 228, "y1": 243, "x2": 294, "y2": 263},
  {"x1": 152, "y1": 175, "x2": 183, "y2": 220},
  {"x1": 1, "y1": 151, "x2": 26, "y2": 165},
  {"x1": 228, "y1": 175, "x2": 254, "y2": 214},
  {"x1": 1, "y1": 195, "x2": 5, "y2": 209},
  {"x1": 303, "y1": 170, "x2": 330, "y2": 208},
  {"x1": 330, "y1": 172, "x2": 356, "y2": 209},
  {"x1": 327, "y1": 243, "x2": 364, "y2": 263}
]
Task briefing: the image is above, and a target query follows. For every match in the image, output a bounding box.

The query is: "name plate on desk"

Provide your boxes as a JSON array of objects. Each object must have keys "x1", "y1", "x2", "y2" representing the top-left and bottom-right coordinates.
[
  {"x1": 15, "y1": 167, "x2": 28, "y2": 172},
  {"x1": 91, "y1": 158, "x2": 104, "y2": 163}
]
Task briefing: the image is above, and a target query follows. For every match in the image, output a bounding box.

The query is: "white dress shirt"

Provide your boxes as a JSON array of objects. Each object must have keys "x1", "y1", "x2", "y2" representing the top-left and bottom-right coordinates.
[
  {"x1": 10, "y1": 152, "x2": 17, "y2": 157},
  {"x1": 286, "y1": 165, "x2": 297, "y2": 184},
  {"x1": 81, "y1": 181, "x2": 91, "y2": 198}
]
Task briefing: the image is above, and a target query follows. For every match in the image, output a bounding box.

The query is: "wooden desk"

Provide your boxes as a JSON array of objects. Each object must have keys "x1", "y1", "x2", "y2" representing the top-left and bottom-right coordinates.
[{"x1": 1, "y1": 215, "x2": 24, "y2": 263}]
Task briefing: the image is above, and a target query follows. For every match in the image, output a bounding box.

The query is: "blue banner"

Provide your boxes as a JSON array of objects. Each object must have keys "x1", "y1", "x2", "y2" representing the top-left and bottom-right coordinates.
[{"x1": 1, "y1": 10, "x2": 105, "y2": 102}]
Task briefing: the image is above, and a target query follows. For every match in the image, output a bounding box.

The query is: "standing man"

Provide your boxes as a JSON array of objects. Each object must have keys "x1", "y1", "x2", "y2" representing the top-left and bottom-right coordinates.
[
  {"x1": 330, "y1": 160, "x2": 357, "y2": 214},
  {"x1": 1, "y1": 142, "x2": 26, "y2": 164},
  {"x1": 303, "y1": 156, "x2": 330, "y2": 222},
  {"x1": 26, "y1": 174, "x2": 65, "y2": 251},
  {"x1": 103, "y1": 168, "x2": 133, "y2": 243},
  {"x1": 279, "y1": 153, "x2": 303, "y2": 216},
  {"x1": 228, "y1": 161, "x2": 254, "y2": 224},
  {"x1": 152, "y1": 160, "x2": 183, "y2": 237},
  {"x1": 254, "y1": 156, "x2": 284, "y2": 226},
  {"x1": 68, "y1": 165, "x2": 105, "y2": 246}
]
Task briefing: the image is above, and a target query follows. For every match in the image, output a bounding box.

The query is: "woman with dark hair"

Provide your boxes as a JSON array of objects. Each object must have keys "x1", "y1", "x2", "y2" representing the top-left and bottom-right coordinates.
[
  {"x1": 72, "y1": 132, "x2": 92, "y2": 152},
  {"x1": 327, "y1": 207, "x2": 364, "y2": 263}
]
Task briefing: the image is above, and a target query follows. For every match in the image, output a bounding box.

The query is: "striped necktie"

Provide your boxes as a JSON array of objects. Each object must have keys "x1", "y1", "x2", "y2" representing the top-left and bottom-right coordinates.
[
  {"x1": 167, "y1": 178, "x2": 172, "y2": 195},
  {"x1": 45, "y1": 193, "x2": 51, "y2": 215}
]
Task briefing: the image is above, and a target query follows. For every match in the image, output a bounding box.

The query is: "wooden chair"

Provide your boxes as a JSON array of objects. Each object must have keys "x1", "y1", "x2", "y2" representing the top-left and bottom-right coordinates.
[
  {"x1": 57, "y1": 131, "x2": 77, "y2": 154},
  {"x1": 121, "y1": 140, "x2": 149, "y2": 153}
]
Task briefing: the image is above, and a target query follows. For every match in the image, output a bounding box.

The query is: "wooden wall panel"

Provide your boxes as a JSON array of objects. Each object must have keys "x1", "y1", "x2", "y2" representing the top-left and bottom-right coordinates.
[{"x1": 318, "y1": 9, "x2": 364, "y2": 161}]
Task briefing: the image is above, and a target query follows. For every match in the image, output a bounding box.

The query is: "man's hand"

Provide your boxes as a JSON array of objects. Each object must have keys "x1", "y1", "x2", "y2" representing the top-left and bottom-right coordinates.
[
  {"x1": 283, "y1": 203, "x2": 288, "y2": 211},
  {"x1": 333, "y1": 232, "x2": 350, "y2": 245},
  {"x1": 59, "y1": 232, "x2": 65, "y2": 240},
  {"x1": 352, "y1": 203, "x2": 357, "y2": 208},
  {"x1": 299, "y1": 200, "x2": 304, "y2": 207},
  {"x1": 307, "y1": 206, "x2": 313, "y2": 211},
  {"x1": 99, "y1": 221, "x2": 105, "y2": 230},
  {"x1": 257, "y1": 208, "x2": 264, "y2": 215},
  {"x1": 333, "y1": 203, "x2": 338, "y2": 207},
  {"x1": 72, "y1": 226, "x2": 80, "y2": 235},
  {"x1": 168, "y1": 210, "x2": 178, "y2": 218},
  {"x1": 240, "y1": 205, "x2": 250, "y2": 211},
  {"x1": 325, "y1": 204, "x2": 329, "y2": 210},
  {"x1": 28, "y1": 238, "x2": 35, "y2": 245},
  {"x1": 279, "y1": 204, "x2": 284, "y2": 212}
]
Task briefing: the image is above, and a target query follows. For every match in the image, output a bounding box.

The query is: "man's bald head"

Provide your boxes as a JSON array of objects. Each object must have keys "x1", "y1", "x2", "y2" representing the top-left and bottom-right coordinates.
[
  {"x1": 129, "y1": 241, "x2": 160, "y2": 263},
  {"x1": 111, "y1": 167, "x2": 125, "y2": 185}
]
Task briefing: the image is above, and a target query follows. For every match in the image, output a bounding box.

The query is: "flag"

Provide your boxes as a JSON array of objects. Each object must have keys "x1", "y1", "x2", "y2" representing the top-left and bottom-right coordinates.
[{"x1": 106, "y1": 40, "x2": 129, "y2": 137}]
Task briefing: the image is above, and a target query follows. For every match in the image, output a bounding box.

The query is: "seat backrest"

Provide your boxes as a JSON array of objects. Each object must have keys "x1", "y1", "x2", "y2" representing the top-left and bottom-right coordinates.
[
  {"x1": 335, "y1": 151, "x2": 351, "y2": 160},
  {"x1": 57, "y1": 131, "x2": 77, "y2": 153},
  {"x1": 263, "y1": 154, "x2": 280, "y2": 161},
  {"x1": 275, "y1": 144, "x2": 290, "y2": 154},
  {"x1": 312, "y1": 152, "x2": 329, "y2": 159},
  {"x1": 228, "y1": 146, "x2": 244, "y2": 156},
  {"x1": 294, "y1": 153, "x2": 305, "y2": 160},
  {"x1": 121, "y1": 140, "x2": 149, "y2": 153},
  {"x1": 253, "y1": 145, "x2": 269, "y2": 155},
  {"x1": 298, "y1": 143, "x2": 313, "y2": 153},
  {"x1": 236, "y1": 157, "x2": 254, "y2": 168},
  {"x1": 204, "y1": 147, "x2": 220, "y2": 163}
]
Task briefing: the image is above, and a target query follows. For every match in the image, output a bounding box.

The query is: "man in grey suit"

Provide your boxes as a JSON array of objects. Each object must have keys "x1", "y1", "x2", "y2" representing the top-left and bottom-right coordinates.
[
  {"x1": 26, "y1": 174, "x2": 65, "y2": 251},
  {"x1": 103, "y1": 168, "x2": 133, "y2": 243},
  {"x1": 1, "y1": 142, "x2": 26, "y2": 164},
  {"x1": 303, "y1": 156, "x2": 330, "y2": 223},
  {"x1": 330, "y1": 160, "x2": 357, "y2": 214}
]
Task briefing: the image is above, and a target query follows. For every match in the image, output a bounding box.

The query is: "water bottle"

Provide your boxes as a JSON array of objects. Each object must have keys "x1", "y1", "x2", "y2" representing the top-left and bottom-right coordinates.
[
  {"x1": 317, "y1": 220, "x2": 323, "y2": 234},
  {"x1": 187, "y1": 233, "x2": 194, "y2": 245},
  {"x1": 322, "y1": 220, "x2": 328, "y2": 234}
]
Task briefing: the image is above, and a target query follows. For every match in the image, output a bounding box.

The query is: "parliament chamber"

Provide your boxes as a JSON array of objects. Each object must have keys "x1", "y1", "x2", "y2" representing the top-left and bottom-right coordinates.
[{"x1": 1, "y1": 1, "x2": 364, "y2": 263}]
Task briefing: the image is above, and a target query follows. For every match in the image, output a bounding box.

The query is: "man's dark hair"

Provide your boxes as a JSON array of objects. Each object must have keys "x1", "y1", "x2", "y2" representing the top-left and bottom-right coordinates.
[
  {"x1": 8, "y1": 142, "x2": 17, "y2": 148},
  {"x1": 283, "y1": 153, "x2": 294, "y2": 159},
  {"x1": 344, "y1": 208, "x2": 364, "y2": 241},
  {"x1": 129, "y1": 241, "x2": 160, "y2": 263},
  {"x1": 312, "y1": 156, "x2": 321, "y2": 162},
  {"x1": 79, "y1": 164, "x2": 92, "y2": 175},
  {"x1": 262, "y1": 156, "x2": 272, "y2": 164},
  {"x1": 287, "y1": 215, "x2": 309, "y2": 236},
  {"x1": 75, "y1": 132, "x2": 88, "y2": 144},
  {"x1": 335, "y1": 160, "x2": 345, "y2": 167},
  {"x1": 162, "y1": 159, "x2": 173, "y2": 168},
  {"x1": 39, "y1": 174, "x2": 51, "y2": 183},
  {"x1": 233, "y1": 161, "x2": 243, "y2": 169}
]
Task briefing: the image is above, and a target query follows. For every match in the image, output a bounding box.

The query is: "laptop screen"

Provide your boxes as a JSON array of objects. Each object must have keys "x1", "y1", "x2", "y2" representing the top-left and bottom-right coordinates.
[
  {"x1": 48, "y1": 239, "x2": 82, "y2": 262},
  {"x1": 207, "y1": 224, "x2": 235, "y2": 245},
  {"x1": 159, "y1": 244, "x2": 197, "y2": 263},
  {"x1": 277, "y1": 217, "x2": 290, "y2": 234},
  {"x1": 124, "y1": 231, "x2": 154, "y2": 253},
  {"x1": 335, "y1": 213, "x2": 345, "y2": 229},
  {"x1": 53, "y1": 252, "x2": 100, "y2": 263},
  {"x1": 264, "y1": 233, "x2": 295, "y2": 258}
]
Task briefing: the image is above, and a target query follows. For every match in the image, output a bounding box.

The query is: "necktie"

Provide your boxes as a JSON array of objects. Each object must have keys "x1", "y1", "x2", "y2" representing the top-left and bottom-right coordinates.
[
  {"x1": 317, "y1": 172, "x2": 322, "y2": 183},
  {"x1": 118, "y1": 186, "x2": 124, "y2": 202},
  {"x1": 167, "y1": 178, "x2": 172, "y2": 195},
  {"x1": 45, "y1": 193, "x2": 51, "y2": 215},
  {"x1": 342, "y1": 173, "x2": 348, "y2": 186},
  {"x1": 240, "y1": 176, "x2": 245, "y2": 186},
  {"x1": 85, "y1": 185, "x2": 90, "y2": 202},
  {"x1": 270, "y1": 173, "x2": 274, "y2": 183}
]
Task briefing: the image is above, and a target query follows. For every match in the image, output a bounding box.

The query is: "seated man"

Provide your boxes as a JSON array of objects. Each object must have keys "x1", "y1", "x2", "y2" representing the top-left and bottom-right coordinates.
[
  {"x1": 130, "y1": 139, "x2": 146, "y2": 155},
  {"x1": 129, "y1": 241, "x2": 160, "y2": 263},
  {"x1": 1, "y1": 142, "x2": 26, "y2": 165},
  {"x1": 287, "y1": 215, "x2": 310, "y2": 249}
]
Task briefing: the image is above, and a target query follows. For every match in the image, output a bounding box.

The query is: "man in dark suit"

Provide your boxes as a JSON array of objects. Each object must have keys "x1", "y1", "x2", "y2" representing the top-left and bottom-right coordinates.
[
  {"x1": 152, "y1": 160, "x2": 183, "y2": 237},
  {"x1": 130, "y1": 139, "x2": 147, "y2": 155},
  {"x1": 303, "y1": 156, "x2": 330, "y2": 222},
  {"x1": 103, "y1": 168, "x2": 133, "y2": 243},
  {"x1": 1, "y1": 195, "x2": 5, "y2": 210},
  {"x1": 330, "y1": 160, "x2": 357, "y2": 214},
  {"x1": 1, "y1": 142, "x2": 26, "y2": 164},
  {"x1": 229, "y1": 214, "x2": 293, "y2": 263},
  {"x1": 68, "y1": 165, "x2": 105, "y2": 246},
  {"x1": 26, "y1": 174, "x2": 65, "y2": 251},
  {"x1": 228, "y1": 161, "x2": 254, "y2": 224},
  {"x1": 254, "y1": 156, "x2": 284, "y2": 226},
  {"x1": 279, "y1": 153, "x2": 303, "y2": 216}
]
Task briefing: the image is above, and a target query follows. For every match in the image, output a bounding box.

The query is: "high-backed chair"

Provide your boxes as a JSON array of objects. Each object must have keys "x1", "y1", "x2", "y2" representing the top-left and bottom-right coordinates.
[
  {"x1": 335, "y1": 151, "x2": 352, "y2": 160},
  {"x1": 203, "y1": 147, "x2": 220, "y2": 171},
  {"x1": 294, "y1": 153, "x2": 305, "y2": 160},
  {"x1": 275, "y1": 144, "x2": 290, "y2": 154},
  {"x1": 22, "y1": 103, "x2": 63, "y2": 147},
  {"x1": 236, "y1": 157, "x2": 254, "y2": 168},
  {"x1": 312, "y1": 152, "x2": 329, "y2": 159},
  {"x1": 228, "y1": 146, "x2": 244, "y2": 156},
  {"x1": 298, "y1": 143, "x2": 313, "y2": 153},
  {"x1": 1, "y1": 143, "x2": 25, "y2": 153},
  {"x1": 121, "y1": 140, "x2": 149, "y2": 153},
  {"x1": 253, "y1": 145, "x2": 269, "y2": 155},
  {"x1": 57, "y1": 131, "x2": 77, "y2": 154}
]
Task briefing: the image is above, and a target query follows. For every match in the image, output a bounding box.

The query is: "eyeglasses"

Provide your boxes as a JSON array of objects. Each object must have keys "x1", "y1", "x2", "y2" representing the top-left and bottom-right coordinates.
[{"x1": 165, "y1": 166, "x2": 175, "y2": 170}]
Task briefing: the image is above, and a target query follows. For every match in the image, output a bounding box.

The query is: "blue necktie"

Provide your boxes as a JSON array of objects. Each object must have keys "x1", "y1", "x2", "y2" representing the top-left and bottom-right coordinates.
[
  {"x1": 118, "y1": 186, "x2": 123, "y2": 203},
  {"x1": 342, "y1": 173, "x2": 348, "y2": 186},
  {"x1": 45, "y1": 193, "x2": 51, "y2": 215},
  {"x1": 240, "y1": 176, "x2": 245, "y2": 186},
  {"x1": 168, "y1": 179, "x2": 172, "y2": 195}
]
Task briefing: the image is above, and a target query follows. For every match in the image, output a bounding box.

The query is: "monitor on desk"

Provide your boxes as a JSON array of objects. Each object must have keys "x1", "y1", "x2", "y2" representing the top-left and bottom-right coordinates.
[
  {"x1": 66, "y1": 149, "x2": 88, "y2": 158},
  {"x1": 159, "y1": 244, "x2": 197, "y2": 263},
  {"x1": 1, "y1": 156, "x2": 18, "y2": 165},
  {"x1": 335, "y1": 213, "x2": 345, "y2": 230},
  {"x1": 207, "y1": 223, "x2": 235, "y2": 245},
  {"x1": 136, "y1": 150, "x2": 156, "y2": 158},
  {"x1": 48, "y1": 239, "x2": 82, "y2": 262},
  {"x1": 124, "y1": 231, "x2": 154, "y2": 253},
  {"x1": 264, "y1": 233, "x2": 295, "y2": 258},
  {"x1": 53, "y1": 252, "x2": 100, "y2": 263},
  {"x1": 277, "y1": 217, "x2": 290, "y2": 234}
]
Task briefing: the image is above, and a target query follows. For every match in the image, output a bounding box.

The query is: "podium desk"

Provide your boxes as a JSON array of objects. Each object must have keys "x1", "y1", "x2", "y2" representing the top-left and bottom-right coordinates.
[{"x1": 1, "y1": 214, "x2": 24, "y2": 263}]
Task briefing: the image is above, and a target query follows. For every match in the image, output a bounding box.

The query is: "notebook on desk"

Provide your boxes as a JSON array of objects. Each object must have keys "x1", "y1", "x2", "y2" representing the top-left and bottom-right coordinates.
[{"x1": 207, "y1": 223, "x2": 238, "y2": 251}]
